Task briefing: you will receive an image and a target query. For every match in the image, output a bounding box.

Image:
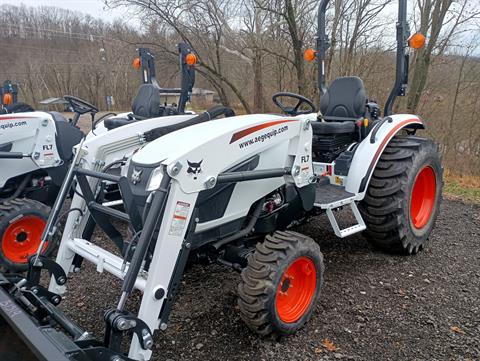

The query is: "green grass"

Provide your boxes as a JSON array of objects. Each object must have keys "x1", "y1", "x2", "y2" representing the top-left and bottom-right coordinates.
[{"x1": 444, "y1": 179, "x2": 480, "y2": 202}]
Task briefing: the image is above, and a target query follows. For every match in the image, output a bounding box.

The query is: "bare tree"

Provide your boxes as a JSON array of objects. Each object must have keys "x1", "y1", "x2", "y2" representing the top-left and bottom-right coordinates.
[
  {"x1": 254, "y1": 0, "x2": 317, "y2": 94},
  {"x1": 106, "y1": 0, "x2": 256, "y2": 112},
  {"x1": 407, "y1": 0, "x2": 480, "y2": 112}
]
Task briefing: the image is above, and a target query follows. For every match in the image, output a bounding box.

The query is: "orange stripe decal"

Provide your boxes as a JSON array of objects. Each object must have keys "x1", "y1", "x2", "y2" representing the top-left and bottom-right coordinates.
[
  {"x1": 358, "y1": 118, "x2": 422, "y2": 193},
  {"x1": 0, "y1": 116, "x2": 37, "y2": 121},
  {"x1": 371, "y1": 118, "x2": 422, "y2": 164}
]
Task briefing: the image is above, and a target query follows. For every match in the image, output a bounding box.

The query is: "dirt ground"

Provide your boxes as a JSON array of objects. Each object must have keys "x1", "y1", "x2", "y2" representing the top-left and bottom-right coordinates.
[{"x1": 59, "y1": 197, "x2": 480, "y2": 361}]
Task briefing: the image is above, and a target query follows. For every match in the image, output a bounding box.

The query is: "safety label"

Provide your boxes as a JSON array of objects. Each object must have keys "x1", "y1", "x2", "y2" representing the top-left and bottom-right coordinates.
[{"x1": 168, "y1": 201, "x2": 190, "y2": 236}]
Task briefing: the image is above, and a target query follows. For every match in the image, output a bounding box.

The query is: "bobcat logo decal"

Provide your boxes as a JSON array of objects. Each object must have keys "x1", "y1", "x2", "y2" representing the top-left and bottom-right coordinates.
[
  {"x1": 187, "y1": 160, "x2": 202, "y2": 180},
  {"x1": 131, "y1": 168, "x2": 142, "y2": 185}
]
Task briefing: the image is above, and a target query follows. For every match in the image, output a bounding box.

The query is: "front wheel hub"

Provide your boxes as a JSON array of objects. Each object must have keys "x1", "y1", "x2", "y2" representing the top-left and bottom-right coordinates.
[
  {"x1": 276, "y1": 256, "x2": 317, "y2": 323},
  {"x1": 2, "y1": 216, "x2": 47, "y2": 263}
]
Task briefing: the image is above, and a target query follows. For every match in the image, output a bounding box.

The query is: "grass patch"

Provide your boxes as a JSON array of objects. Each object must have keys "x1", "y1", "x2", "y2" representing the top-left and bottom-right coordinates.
[{"x1": 444, "y1": 171, "x2": 480, "y2": 202}]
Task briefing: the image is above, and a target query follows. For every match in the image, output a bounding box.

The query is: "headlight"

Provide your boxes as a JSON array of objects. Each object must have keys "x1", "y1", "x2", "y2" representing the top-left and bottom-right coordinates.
[{"x1": 146, "y1": 166, "x2": 164, "y2": 191}]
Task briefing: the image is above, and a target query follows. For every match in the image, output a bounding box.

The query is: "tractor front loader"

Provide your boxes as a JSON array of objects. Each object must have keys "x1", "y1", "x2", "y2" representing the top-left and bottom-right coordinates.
[{"x1": 0, "y1": 1, "x2": 442, "y2": 361}]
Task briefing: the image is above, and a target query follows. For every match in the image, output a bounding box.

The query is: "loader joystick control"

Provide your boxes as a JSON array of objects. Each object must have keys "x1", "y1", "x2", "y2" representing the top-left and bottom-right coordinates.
[{"x1": 272, "y1": 92, "x2": 316, "y2": 116}]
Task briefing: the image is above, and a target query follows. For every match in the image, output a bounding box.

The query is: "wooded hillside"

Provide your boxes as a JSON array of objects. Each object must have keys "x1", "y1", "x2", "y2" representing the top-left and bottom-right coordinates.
[{"x1": 0, "y1": 1, "x2": 479, "y2": 175}]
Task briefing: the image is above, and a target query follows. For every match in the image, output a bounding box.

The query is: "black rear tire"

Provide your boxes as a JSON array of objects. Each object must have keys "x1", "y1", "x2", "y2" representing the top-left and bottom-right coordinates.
[
  {"x1": 237, "y1": 231, "x2": 324, "y2": 337},
  {"x1": 359, "y1": 135, "x2": 443, "y2": 254},
  {"x1": 0, "y1": 198, "x2": 55, "y2": 271}
]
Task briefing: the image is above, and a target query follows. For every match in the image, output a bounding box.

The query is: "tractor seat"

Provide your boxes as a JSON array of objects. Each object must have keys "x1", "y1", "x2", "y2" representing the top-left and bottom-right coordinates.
[
  {"x1": 104, "y1": 83, "x2": 181, "y2": 130},
  {"x1": 313, "y1": 76, "x2": 366, "y2": 135},
  {"x1": 50, "y1": 112, "x2": 84, "y2": 162},
  {"x1": 132, "y1": 84, "x2": 162, "y2": 118},
  {"x1": 103, "y1": 84, "x2": 160, "y2": 130}
]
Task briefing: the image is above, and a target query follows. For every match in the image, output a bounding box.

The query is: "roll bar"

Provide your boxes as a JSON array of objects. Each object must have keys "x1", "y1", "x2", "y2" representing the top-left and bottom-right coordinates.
[
  {"x1": 316, "y1": 0, "x2": 410, "y2": 116},
  {"x1": 138, "y1": 48, "x2": 158, "y2": 86},
  {"x1": 384, "y1": 0, "x2": 410, "y2": 116},
  {"x1": 316, "y1": 0, "x2": 330, "y2": 96},
  {"x1": 177, "y1": 43, "x2": 196, "y2": 113},
  {"x1": 137, "y1": 43, "x2": 196, "y2": 114},
  {"x1": 0, "y1": 80, "x2": 18, "y2": 106}
]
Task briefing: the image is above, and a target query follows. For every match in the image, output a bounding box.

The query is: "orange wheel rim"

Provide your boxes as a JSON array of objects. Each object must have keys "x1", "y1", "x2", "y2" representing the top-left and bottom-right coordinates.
[
  {"x1": 410, "y1": 166, "x2": 436, "y2": 229},
  {"x1": 275, "y1": 256, "x2": 317, "y2": 323},
  {"x1": 1, "y1": 216, "x2": 47, "y2": 263}
]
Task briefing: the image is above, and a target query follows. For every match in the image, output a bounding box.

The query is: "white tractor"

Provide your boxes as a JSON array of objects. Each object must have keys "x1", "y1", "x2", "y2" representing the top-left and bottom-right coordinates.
[{"x1": 0, "y1": 1, "x2": 441, "y2": 360}]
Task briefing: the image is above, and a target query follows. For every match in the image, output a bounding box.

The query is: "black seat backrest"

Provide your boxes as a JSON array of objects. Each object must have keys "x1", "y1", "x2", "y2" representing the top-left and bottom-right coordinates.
[
  {"x1": 131, "y1": 84, "x2": 161, "y2": 118},
  {"x1": 54, "y1": 119, "x2": 84, "y2": 161},
  {"x1": 320, "y1": 76, "x2": 367, "y2": 120}
]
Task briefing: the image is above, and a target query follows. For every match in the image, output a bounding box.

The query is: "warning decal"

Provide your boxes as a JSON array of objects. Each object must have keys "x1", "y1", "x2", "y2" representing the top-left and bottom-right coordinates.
[{"x1": 168, "y1": 201, "x2": 190, "y2": 236}]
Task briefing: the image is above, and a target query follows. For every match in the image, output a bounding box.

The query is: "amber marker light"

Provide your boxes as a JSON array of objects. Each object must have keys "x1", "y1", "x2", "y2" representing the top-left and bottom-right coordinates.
[
  {"x1": 185, "y1": 53, "x2": 197, "y2": 66},
  {"x1": 132, "y1": 57, "x2": 142, "y2": 70},
  {"x1": 304, "y1": 48, "x2": 316, "y2": 62},
  {"x1": 408, "y1": 33, "x2": 426, "y2": 49},
  {"x1": 2, "y1": 93, "x2": 13, "y2": 105}
]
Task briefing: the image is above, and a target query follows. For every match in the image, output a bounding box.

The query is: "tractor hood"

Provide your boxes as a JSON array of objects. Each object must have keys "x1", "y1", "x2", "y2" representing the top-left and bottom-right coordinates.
[
  {"x1": 129, "y1": 112, "x2": 316, "y2": 194},
  {"x1": 131, "y1": 114, "x2": 288, "y2": 167}
]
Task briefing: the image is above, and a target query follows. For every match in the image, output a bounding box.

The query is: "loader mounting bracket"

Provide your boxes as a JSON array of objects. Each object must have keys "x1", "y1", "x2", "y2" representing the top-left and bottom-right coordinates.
[
  {"x1": 104, "y1": 309, "x2": 154, "y2": 352},
  {"x1": 27, "y1": 254, "x2": 67, "y2": 287},
  {"x1": 0, "y1": 272, "x2": 138, "y2": 361}
]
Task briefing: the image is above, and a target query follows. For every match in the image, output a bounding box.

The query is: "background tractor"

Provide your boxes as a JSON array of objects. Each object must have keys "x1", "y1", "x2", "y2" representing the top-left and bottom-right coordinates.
[{"x1": 0, "y1": 43, "x2": 198, "y2": 271}]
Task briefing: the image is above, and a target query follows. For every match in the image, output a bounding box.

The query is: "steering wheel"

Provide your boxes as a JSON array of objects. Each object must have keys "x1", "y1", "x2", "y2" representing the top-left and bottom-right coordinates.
[
  {"x1": 272, "y1": 92, "x2": 316, "y2": 116},
  {"x1": 64, "y1": 95, "x2": 99, "y2": 115},
  {"x1": 64, "y1": 95, "x2": 99, "y2": 127}
]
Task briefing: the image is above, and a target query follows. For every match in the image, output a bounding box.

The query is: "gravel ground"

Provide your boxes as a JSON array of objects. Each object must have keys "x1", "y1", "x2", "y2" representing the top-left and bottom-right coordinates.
[{"x1": 60, "y1": 197, "x2": 480, "y2": 361}]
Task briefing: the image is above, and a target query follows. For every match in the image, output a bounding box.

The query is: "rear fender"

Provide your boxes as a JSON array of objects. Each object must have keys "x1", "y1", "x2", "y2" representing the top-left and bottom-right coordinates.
[{"x1": 345, "y1": 114, "x2": 424, "y2": 199}]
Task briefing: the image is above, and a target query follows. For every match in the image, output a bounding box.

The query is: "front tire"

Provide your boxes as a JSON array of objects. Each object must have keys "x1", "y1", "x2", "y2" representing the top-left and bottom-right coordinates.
[
  {"x1": 237, "y1": 231, "x2": 324, "y2": 337},
  {"x1": 0, "y1": 198, "x2": 54, "y2": 271},
  {"x1": 359, "y1": 136, "x2": 443, "y2": 254}
]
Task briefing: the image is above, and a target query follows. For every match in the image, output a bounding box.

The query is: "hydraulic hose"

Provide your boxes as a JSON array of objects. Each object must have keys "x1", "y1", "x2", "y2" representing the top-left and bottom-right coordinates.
[
  {"x1": 1, "y1": 174, "x2": 31, "y2": 202},
  {"x1": 143, "y1": 105, "x2": 235, "y2": 142},
  {"x1": 212, "y1": 198, "x2": 264, "y2": 250}
]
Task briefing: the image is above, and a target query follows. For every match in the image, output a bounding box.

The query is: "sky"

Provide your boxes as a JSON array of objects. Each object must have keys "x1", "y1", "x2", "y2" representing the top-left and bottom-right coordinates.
[
  {"x1": 1, "y1": 0, "x2": 477, "y2": 54},
  {"x1": 0, "y1": 0, "x2": 130, "y2": 22}
]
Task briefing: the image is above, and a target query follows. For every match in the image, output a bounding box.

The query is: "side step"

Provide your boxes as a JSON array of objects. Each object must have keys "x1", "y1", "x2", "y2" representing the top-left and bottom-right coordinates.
[{"x1": 314, "y1": 182, "x2": 366, "y2": 238}]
